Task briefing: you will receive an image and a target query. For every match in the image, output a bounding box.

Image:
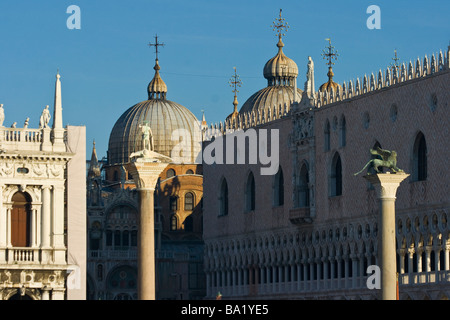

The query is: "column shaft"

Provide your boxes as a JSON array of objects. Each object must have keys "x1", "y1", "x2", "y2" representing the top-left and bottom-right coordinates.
[{"x1": 138, "y1": 189, "x2": 155, "y2": 300}]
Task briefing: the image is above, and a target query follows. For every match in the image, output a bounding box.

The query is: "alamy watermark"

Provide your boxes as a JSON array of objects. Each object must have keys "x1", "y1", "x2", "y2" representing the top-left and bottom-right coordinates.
[
  {"x1": 67, "y1": 5, "x2": 81, "y2": 30},
  {"x1": 170, "y1": 121, "x2": 280, "y2": 176},
  {"x1": 366, "y1": 265, "x2": 381, "y2": 289},
  {"x1": 366, "y1": 5, "x2": 381, "y2": 30}
]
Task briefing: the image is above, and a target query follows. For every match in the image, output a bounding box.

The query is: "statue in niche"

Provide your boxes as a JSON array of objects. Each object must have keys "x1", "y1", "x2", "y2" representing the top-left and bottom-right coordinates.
[
  {"x1": 39, "y1": 105, "x2": 51, "y2": 128},
  {"x1": 354, "y1": 147, "x2": 404, "y2": 176}
]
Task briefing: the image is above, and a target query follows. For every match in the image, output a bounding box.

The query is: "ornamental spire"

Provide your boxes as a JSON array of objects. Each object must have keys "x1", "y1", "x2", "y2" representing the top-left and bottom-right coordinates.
[
  {"x1": 147, "y1": 34, "x2": 167, "y2": 99},
  {"x1": 271, "y1": 9, "x2": 289, "y2": 50},
  {"x1": 319, "y1": 38, "x2": 341, "y2": 93},
  {"x1": 229, "y1": 67, "x2": 242, "y2": 113}
]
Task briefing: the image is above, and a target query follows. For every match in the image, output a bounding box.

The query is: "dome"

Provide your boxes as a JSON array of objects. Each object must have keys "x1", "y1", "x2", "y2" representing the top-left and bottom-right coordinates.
[
  {"x1": 108, "y1": 60, "x2": 201, "y2": 165},
  {"x1": 263, "y1": 38, "x2": 298, "y2": 84},
  {"x1": 319, "y1": 66, "x2": 341, "y2": 93},
  {"x1": 239, "y1": 37, "x2": 302, "y2": 115},
  {"x1": 239, "y1": 85, "x2": 302, "y2": 115}
]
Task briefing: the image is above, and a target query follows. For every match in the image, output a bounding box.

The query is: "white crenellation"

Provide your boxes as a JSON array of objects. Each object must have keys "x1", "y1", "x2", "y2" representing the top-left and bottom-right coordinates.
[
  {"x1": 206, "y1": 48, "x2": 449, "y2": 135},
  {"x1": 315, "y1": 48, "x2": 448, "y2": 108}
]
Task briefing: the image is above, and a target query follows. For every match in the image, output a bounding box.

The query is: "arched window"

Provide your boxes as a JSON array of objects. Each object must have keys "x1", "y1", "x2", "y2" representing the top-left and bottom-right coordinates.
[
  {"x1": 324, "y1": 120, "x2": 330, "y2": 151},
  {"x1": 11, "y1": 192, "x2": 32, "y2": 247},
  {"x1": 170, "y1": 214, "x2": 178, "y2": 231},
  {"x1": 339, "y1": 115, "x2": 346, "y2": 147},
  {"x1": 245, "y1": 171, "x2": 255, "y2": 212},
  {"x1": 185, "y1": 192, "x2": 194, "y2": 211},
  {"x1": 114, "y1": 230, "x2": 121, "y2": 249},
  {"x1": 131, "y1": 230, "x2": 137, "y2": 246},
  {"x1": 122, "y1": 230, "x2": 129, "y2": 247},
  {"x1": 413, "y1": 132, "x2": 427, "y2": 181},
  {"x1": 299, "y1": 163, "x2": 310, "y2": 207},
  {"x1": 330, "y1": 153, "x2": 342, "y2": 196},
  {"x1": 273, "y1": 166, "x2": 284, "y2": 206},
  {"x1": 106, "y1": 230, "x2": 113, "y2": 247},
  {"x1": 166, "y1": 169, "x2": 176, "y2": 179},
  {"x1": 170, "y1": 196, "x2": 178, "y2": 211},
  {"x1": 219, "y1": 178, "x2": 228, "y2": 216},
  {"x1": 186, "y1": 169, "x2": 194, "y2": 174}
]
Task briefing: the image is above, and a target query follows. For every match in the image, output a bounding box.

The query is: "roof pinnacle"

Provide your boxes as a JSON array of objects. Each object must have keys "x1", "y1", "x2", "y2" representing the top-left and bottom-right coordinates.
[
  {"x1": 147, "y1": 34, "x2": 167, "y2": 99},
  {"x1": 271, "y1": 9, "x2": 289, "y2": 49}
]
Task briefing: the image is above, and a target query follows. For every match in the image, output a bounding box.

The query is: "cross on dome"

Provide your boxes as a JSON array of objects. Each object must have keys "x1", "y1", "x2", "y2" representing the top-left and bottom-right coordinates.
[
  {"x1": 148, "y1": 34, "x2": 165, "y2": 60},
  {"x1": 271, "y1": 9, "x2": 289, "y2": 41}
]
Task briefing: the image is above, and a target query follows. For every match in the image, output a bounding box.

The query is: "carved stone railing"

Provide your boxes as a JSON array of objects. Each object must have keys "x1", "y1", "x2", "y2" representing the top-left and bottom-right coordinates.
[
  {"x1": 6, "y1": 247, "x2": 41, "y2": 264},
  {"x1": 2, "y1": 128, "x2": 42, "y2": 143}
]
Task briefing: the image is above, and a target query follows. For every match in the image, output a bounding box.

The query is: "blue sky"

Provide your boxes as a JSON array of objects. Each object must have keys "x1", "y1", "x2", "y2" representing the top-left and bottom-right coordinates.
[{"x1": 0, "y1": 0, "x2": 448, "y2": 159}]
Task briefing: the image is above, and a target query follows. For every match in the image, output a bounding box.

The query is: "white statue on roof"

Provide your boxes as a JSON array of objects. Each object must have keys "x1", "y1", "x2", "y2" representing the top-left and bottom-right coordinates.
[{"x1": 39, "y1": 105, "x2": 51, "y2": 128}]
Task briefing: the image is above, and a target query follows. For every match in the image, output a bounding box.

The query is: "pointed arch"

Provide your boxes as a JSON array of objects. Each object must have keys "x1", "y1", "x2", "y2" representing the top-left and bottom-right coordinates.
[
  {"x1": 330, "y1": 152, "x2": 342, "y2": 196},
  {"x1": 339, "y1": 115, "x2": 346, "y2": 147},
  {"x1": 219, "y1": 177, "x2": 228, "y2": 216},
  {"x1": 245, "y1": 171, "x2": 256, "y2": 212},
  {"x1": 413, "y1": 131, "x2": 427, "y2": 181},
  {"x1": 273, "y1": 166, "x2": 284, "y2": 206},
  {"x1": 324, "y1": 119, "x2": 331, "y2": 151},
  {"x1": 298, "y1": 162, "x2": 310, "y2": 207}
]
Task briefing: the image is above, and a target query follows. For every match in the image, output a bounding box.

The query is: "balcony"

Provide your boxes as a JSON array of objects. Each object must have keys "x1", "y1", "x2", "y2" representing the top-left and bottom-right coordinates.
[
  {"x1": 289, "y1": 207, "x2": 312, "y2": 225},
  {"x1": 6, "y1": 247, "x2": 41, "y2": 264}
]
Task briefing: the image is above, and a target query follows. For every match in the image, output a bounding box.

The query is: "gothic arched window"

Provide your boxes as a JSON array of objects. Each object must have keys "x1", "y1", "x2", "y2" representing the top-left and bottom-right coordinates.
[
  {"x1": 299, "y1": 163, "x2": 310, "y2": 207},
  {"x1": 245, "y1": 171, "x2": 256, "y2": 212},
  {"x1": 273, "y1": 166, "x2": 284, "y2": 206},
  {"x1": 219, "y1": 178, "x2": 228, "y2": 216},
  {"x1": 324, "y1": 120, "x2": 331, "y2": 151},
  {"x1": 330, "y1": 153, "x2": 342, "y2": 196},
  {"x1": 339, "y1": 115, "x2": 346, "y2": 147},
  {"x1": 413, "y1": 132, "x2": 427, "y2": 181}
]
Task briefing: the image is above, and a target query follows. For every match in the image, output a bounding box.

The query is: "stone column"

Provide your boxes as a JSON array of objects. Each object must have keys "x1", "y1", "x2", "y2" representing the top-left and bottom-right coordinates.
[
  {"x1": 52, "y1": 183, "x2": 66, "y2": 264},
  {"x1": 0, "y1": 185, "x2": 6, "y2": 263},
  {"x1": 364, "y1": 173, "x2": 409, "y2": 300},
  {"x1": 41, "y1": 186, "x2": 52, "y2": 263},
  {"x1": 127, "y1": 159, "x2": 168, "y2": 300}
]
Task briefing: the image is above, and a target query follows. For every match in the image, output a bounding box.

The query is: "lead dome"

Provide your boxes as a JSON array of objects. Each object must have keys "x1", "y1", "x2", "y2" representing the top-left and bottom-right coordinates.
[
  {"x1": 108, "y1": 58, "x2": 201, "y2": 165},
  {"x1": 239, "y1": 17, "x2": 302, "y2": 115}
]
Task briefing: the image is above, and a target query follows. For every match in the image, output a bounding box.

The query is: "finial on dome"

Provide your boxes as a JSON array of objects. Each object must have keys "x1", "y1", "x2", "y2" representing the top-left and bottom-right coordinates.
[
  {"x1": 319, "y1": 38, "x2": 341, "y2": 92},
  {"x1": 229, "y1": 67, "x2": 242, "y2": 112},
  {"x1": 148, "y1": 34, "x2": 167, "y2": 99},
  {"x1": 226, "y1": 67, "x2": 242, "y2": 122},
  {"x1": 271, "y1": 9, "x2": 289, "y2": 50}
]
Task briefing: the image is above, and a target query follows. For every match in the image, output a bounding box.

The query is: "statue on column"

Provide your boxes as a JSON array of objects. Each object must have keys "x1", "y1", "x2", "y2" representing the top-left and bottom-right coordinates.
[
  {"x1": 354, "y1": 147, "x2": 404, "y2": 175},
  {"x1": 140, "y1": 121, "x2": 154, "y2": 151},
  {"x1": 39, "y1": 105, "x2": 51, "y2": 129}
]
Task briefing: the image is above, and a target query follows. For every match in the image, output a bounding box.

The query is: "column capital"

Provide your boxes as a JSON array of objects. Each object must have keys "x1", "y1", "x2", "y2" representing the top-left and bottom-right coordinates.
[
  {"x1": 126, "y1": 159, "x2": 169, "y2": 191},
  {"x1": 363, "y1": 172, "x2": 409, "y2": 200}
]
